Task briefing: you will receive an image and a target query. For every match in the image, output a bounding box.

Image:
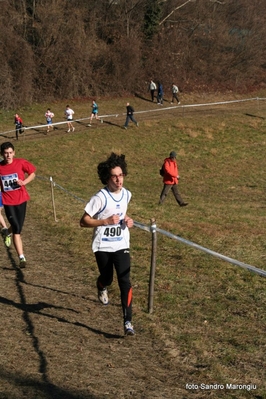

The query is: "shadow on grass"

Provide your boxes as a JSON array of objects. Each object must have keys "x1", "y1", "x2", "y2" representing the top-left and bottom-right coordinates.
[
  {"x1": 22, "y1": 280, "x2": 89, "y2": 299},
  {"x1": 0, "y1": 368, "x2": 98, "y2": 399},
  {"x1": 134, "y1": 92, "x2": 152, "y2": 103},
  {"x1": 21, "y1": 280, "x2": 121, "y2": 313},
  {"x1": 102, "y1": 120, "x2": 122, "y2": 128},
  {"x1": 1, "y1": 248, "x2": 122, "y2": 397},
  {"x1": 245, "y1": 113, "x2": 265, "y2": 120},
  {"x1": 0, "y1": 295, "x2": 79, "y2": 314},
  {"x1": 75, "y1": 120, "x2": 88, "y2": 127},
  {"x1": 134, "y1": 92, "x2": 172, "y2": 104}
]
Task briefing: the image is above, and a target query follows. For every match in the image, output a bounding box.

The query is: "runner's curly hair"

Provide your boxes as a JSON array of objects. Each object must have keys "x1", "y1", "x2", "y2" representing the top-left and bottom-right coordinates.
[{"x1": 97, "y1": 152, "x2": 128, "y2": 185}]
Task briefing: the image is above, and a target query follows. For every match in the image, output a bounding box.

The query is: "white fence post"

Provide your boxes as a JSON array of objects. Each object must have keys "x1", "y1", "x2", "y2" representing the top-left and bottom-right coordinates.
[
  {"x1": 50, "y1": 176, "x2": 58, "y2": 222},
  {"x1": 148, "y1": 218, "x2": 157, "y2": 314}
]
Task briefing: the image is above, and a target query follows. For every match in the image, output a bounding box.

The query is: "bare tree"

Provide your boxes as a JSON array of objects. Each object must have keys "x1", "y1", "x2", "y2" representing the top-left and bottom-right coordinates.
[{"x1": 0, "y1": 0, "x2": 265, "y2": 108}]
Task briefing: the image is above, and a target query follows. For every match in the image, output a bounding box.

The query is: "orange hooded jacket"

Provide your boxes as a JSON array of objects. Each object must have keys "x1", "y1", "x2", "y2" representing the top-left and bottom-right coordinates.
[{"x1": 163, "y1": 157, "x2": 179, "y2": 185}]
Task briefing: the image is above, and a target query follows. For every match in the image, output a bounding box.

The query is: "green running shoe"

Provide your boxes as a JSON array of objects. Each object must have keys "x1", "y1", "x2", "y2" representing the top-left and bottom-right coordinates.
[{"x1": 4, "y1": 234, "x2": 11, "y2": 248}]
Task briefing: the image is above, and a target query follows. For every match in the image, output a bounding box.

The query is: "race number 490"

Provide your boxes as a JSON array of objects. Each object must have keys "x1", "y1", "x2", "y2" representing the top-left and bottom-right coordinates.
[{"x1": 103, "y1": 227, "x2": 122, "y2": 237}]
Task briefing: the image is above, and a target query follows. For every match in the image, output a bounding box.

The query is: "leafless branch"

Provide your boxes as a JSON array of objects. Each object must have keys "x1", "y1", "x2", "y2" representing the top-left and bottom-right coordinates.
[{"x1": 159, "y1": 0, "x2": 195, "y2": 26}]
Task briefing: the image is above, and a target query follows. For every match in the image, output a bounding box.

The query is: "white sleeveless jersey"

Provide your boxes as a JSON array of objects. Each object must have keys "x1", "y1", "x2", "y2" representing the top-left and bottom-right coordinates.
[{"x1": 84, "y1": 187, "x2": 132, "y2": 253}]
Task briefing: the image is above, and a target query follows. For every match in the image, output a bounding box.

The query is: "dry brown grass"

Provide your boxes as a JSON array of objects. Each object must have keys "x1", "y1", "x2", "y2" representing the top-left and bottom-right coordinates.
[{"x1": 1, "y1": 93, "x2": 266, "y2": 398}]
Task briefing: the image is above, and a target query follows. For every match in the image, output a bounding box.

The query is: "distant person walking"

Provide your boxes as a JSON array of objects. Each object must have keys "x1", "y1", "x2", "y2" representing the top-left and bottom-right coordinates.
[
  {"x1": 45, "y1": 108, "x2": 55, "y2": 133},
  {"x1": 14, "y1": 114, "x2": 23, "y2": 140},
  {"x1": 124, "y1": 103, "x2": 139, "y2": 129},
  {"x1": 65, "y1": 105, "x2": 75, "y2": 132},
  {"x1": 88, "y1": 100, "x2": 100, "y2": 126},
  {"x1": 0, "y1": 142, "x2": 36, "y2": 267},
  {"x1": 157, "y1": 82, "x2": 163, "y2": 105},
  {"x1": 80, "y1": 152, "x2": 135, "y2": 336},
  {"x1": 159, "y1": 151, "x2": 188, "y2": 207},
  {"x1": 171, "y1": 83, "x2": 180, "y2": 104},
  {"x1": 148, "y1": 79, "x2": 157, "y2": 102}
]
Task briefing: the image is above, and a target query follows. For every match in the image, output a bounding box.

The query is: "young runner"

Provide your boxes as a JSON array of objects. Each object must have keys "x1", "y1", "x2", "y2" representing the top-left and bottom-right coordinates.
[
  {"x1": 88, "y1": 100, "x2": 100, "y2": 126},
  {"x1": 80, "y1": 152, "x2": 135, "y2": 336},
  {"x1": 65, "y1": 105, "x2": 75, "y2": 132},
  {"x1": 0, "y1": 142, "x2": 36, "y2": 267},
  {"x1": 45, "y1": 108, "x2": 55, "y2": 133},
  {"x1": 14, "y1": 114, "x2": 23, "y2": 140}
]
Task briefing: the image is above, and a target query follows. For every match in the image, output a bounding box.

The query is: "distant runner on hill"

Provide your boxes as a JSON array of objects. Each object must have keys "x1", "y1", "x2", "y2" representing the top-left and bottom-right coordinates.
[
  {"x1": 45, "y1": 108, "x2": 55, "y2": 133},
  {"x1": 88, "y1": 100, "x2": 101, "y2": 126},
  {"x1": 14, "y1": 114, "x2": 23, "y2": 140},
  {"x1": 65, "y1": 105, "x2": 75, "y2": 132}
]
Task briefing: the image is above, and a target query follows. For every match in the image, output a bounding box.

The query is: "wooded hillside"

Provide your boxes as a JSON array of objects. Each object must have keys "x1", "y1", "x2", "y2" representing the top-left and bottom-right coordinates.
[{"x1": 1, "y1": 0, "x2": 266, "y2": 108}]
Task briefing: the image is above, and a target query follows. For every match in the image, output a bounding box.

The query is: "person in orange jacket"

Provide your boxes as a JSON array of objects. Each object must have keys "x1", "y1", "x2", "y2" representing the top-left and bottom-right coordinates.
[{"x1": 159, "y1": 151, "x2": 188, "y2": 206}]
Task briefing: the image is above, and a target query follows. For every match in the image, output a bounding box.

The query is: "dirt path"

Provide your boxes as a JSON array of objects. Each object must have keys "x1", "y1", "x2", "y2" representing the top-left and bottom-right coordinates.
[{"x1": 0, "y1": 209, "x2": 185, "y2": 399}]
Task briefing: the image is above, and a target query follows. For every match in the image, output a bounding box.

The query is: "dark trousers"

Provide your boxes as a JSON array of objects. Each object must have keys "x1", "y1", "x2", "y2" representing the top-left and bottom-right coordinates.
[
  {"x1": 4, "y1": 202, "x2": 27, "y2": 234},
  {"x1": 157, "y1": 94, "x2": 163, "y2": 104},
  {"x1": 171, "y1": 93, "x2": 179, "y2": 103},
  {"x1": 124, "y1": 114, "x2": 137, "y2": 127},
  {"x1": 150, "y1": 90, "x2": 155, "y2": 102},
  {"x1": 159, "y1": 184, "x2": 184, "y2": 206},
  {"x1": 15, "y1": 123, "x2": 23, "y2": 140},
  {"x1": 95, "y1": 249, "x2": 132, "y2": 322}
]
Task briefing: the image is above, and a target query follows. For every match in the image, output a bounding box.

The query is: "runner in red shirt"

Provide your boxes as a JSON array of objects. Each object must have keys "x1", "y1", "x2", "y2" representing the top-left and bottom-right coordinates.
[
  {"x1": 14, "y1": 114, "x2": 23, "y2": 140},
  {"x1": 0, "y1": 142, "x2": 36, "y2": 268}
]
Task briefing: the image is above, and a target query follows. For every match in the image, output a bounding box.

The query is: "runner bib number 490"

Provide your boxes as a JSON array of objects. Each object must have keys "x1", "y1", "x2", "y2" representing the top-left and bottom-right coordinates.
[{"x1": 102, "y1": 226, "x2": 122, "y2": 242}]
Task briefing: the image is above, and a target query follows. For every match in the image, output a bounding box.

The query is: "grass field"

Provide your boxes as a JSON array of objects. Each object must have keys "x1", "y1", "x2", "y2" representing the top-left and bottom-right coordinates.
[{"x1": 0, "y1": 92, "x2": 266, "y2": 398}]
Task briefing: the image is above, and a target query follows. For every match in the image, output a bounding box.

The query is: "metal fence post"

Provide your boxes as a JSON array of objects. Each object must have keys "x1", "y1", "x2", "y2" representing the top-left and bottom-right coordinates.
[{"x1": 148, "y1": 218, "x2": 157, "y2": 314}]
